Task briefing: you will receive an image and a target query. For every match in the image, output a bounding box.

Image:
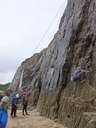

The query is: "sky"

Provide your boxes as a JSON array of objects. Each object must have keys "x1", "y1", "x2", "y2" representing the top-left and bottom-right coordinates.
[{"x1": 0, "y1": 0, "x2": 67, "y2": 84}]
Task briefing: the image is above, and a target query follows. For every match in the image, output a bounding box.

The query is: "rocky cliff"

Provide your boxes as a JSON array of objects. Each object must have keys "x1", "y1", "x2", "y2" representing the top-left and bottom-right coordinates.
[{"x1": 10, "y1": 0, "x2": 96, "y2": 127}]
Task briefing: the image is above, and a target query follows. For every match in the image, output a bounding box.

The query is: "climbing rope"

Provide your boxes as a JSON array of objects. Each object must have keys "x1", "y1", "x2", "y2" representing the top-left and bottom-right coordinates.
[{"x1": 32, "y1": 0, "x2": 67, "y2": 53}]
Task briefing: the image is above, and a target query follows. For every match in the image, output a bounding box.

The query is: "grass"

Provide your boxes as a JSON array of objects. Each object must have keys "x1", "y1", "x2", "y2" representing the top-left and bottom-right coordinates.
[{"x1": 0, "y1": 83, "x2": 10, "y2": 91}]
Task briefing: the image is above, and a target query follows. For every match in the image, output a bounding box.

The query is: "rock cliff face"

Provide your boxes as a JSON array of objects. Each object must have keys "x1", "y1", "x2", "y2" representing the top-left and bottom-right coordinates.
[{"x1": 10, "y1": 0, "x2": 96, "y2": 127}]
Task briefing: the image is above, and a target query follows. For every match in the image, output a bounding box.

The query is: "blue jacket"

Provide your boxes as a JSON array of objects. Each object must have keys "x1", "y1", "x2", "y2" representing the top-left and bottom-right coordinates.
[
  {"x1": 0, "y1": 108, "x2": 8, "y2": 128},
  {"x1": 12, "y1": 97, "x2": 18, "y2": 106}
]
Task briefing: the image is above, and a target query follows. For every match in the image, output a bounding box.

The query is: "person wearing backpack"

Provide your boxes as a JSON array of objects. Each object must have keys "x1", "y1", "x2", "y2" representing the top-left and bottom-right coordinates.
[{"x1": 0, "y1": 96, "x2": 9, "y2": 128}]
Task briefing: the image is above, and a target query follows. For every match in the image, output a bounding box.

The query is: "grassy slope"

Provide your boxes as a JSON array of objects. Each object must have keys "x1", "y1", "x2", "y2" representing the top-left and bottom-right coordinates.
[{"x1": 0, "y1": 83, "x2": 10, "y2": 91}]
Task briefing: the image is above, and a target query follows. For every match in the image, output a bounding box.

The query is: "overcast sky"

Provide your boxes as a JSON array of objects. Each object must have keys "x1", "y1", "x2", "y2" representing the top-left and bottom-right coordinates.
[{"x1": 0, "y1": 0, "x2": 67, "y2": 84}]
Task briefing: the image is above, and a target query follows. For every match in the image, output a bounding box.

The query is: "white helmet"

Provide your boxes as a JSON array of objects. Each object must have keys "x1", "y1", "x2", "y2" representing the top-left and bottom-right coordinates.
[
  {"x1": 1, "y1": 96, "x2": 9, "y2": 103},
  {"x1": 16, "y1": 94, "x2": 19, "y2": 98}
]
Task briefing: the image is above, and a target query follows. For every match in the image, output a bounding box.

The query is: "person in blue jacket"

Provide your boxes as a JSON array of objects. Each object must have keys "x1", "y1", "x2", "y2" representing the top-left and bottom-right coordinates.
[
  {"x1": 0, "y1": 96, "x2": 9, "y2": 128},
  {"x1": 10, "y1": 94, "x2": 18, "y2": 118}
]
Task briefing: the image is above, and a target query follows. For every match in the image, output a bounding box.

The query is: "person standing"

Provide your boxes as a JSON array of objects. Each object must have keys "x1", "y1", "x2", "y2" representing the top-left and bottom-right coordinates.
[
  {"x1": 22, "y1": 93, "x2": 29, "y2": 116},
  {"x1": 0, "y1": 96, "x2": 9, "y2": 128},
  {"x1": 10, "y1": 94, "x2": 18, "y2": 118}
]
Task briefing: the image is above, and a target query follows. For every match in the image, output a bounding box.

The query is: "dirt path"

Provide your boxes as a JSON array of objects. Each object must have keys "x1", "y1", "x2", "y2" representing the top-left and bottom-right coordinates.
[{"x1": 8, "y1": 110, "x2": 67, "y2": 128}]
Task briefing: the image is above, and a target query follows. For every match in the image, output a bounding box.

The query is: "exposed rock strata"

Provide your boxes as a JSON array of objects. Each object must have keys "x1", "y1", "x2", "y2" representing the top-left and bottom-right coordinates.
[{"x1": 10, "y1": 0, "x2": 96, "y2": 127}]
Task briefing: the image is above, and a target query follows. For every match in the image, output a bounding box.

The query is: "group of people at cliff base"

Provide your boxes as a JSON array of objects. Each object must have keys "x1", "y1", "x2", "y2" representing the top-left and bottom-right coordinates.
[
  {"x1": 0, "y1": 88, "x2": 29, "y2": 128},
  {"x1": 10, "y1": 90, "x2": 29, "y2": 118}
]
